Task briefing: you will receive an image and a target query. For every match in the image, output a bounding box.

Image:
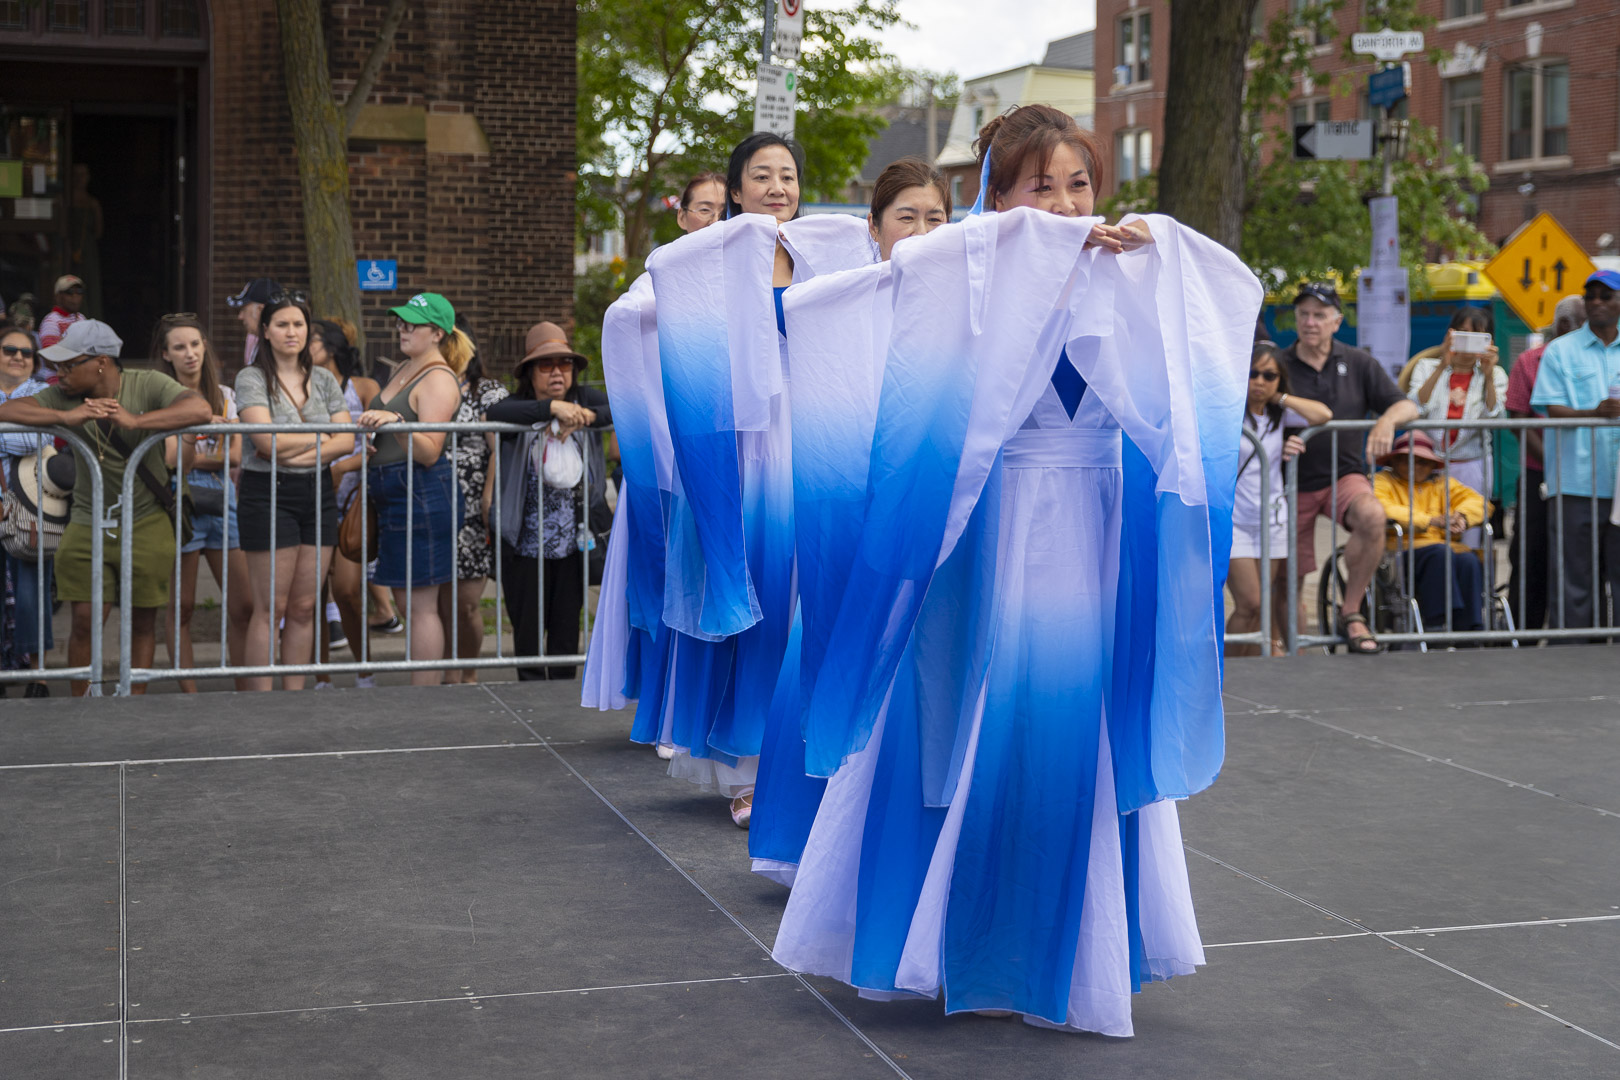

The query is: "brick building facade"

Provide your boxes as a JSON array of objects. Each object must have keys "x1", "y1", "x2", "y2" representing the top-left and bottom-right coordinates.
[
  {"x1": 1092, "y1": 0, "x2": 1620, "y2": 256},
  {"x1": 1, "y1": 0, "x2": 575, "y2": 370}
]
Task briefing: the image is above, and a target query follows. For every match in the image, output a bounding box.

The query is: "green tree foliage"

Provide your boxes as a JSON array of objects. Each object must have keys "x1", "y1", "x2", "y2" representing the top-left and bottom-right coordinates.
[
  {"x1": 578, "y1": 0, "x2": 907, "y2": 261},
  {"x1": 1128, "y1": 0, "x2": 1492, "y2": 293}
]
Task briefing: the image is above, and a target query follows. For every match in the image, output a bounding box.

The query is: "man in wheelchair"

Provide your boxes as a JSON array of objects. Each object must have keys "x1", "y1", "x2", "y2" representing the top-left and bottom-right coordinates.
[{"x1": 1371, "y1": 433, "x2": 1487, "y2": 634}]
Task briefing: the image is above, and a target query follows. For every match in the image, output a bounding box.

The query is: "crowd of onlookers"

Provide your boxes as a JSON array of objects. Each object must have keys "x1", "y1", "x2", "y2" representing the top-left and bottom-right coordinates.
[
  {"x1": 1227, "y1": 268, "x2": 1620, "y2": 654},
  {"x1": 0, "y1": 275, "x2": 611, "y2": 696}
]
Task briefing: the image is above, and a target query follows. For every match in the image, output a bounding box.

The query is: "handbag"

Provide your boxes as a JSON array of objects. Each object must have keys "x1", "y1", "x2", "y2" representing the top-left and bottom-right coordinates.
[
  {"x1": 338, "y1": 492, "x2": 378, "y2": 563},
  {"x1": 0, "y1": 453, "x2": 69, "y2": 561},
  {"x1": 188, "y1": 483, "x2": 227, "y2": 519}
]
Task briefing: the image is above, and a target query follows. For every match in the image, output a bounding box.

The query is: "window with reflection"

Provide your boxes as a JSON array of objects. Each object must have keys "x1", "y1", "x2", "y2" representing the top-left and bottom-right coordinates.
[
  {"x1": 105, "y1": 0, "x2": 145, "y2": 34},
  {"x1": 48, "y1": 0, "x2": 87, "y2": 31},
  {"x1": 161, "y1": 0, "x2": 199, "y2": 36}
]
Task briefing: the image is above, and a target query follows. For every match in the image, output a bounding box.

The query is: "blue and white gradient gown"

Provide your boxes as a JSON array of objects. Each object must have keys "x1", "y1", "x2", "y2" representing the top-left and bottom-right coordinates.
[
  {"x1": 583, "y1": 213, "x2": 874, "y2": 800},
  {"x1": 771, "y1": 208, "x2": 1262, "y2": 1035}
]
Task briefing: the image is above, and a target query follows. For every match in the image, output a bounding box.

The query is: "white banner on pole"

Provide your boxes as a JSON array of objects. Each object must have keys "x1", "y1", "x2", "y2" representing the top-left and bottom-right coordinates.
[
  {"x1": 1369, "y1": 195, "x2": 1399, "y2": 273},
  {"x1": 754, "y1": 64, "x2": 797, "y2": 138},
  {"x1": 774, "y1": 0, "x2": 805, "y2": 63},
  {"x1": 1359, "y1": 268, "x2": 1411, "y2": 381}
]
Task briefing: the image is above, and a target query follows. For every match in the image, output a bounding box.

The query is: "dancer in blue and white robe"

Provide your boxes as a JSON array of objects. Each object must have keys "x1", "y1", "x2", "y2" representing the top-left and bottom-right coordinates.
[{"x1": 770, "y1": 108, "x2": 1261, "y2": 1034}]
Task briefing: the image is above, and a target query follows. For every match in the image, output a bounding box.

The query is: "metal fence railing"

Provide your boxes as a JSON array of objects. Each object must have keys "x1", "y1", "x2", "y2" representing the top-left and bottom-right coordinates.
[
  {"x1": 1258, "y1": 416, "x2": 1620, "y2": 654},
  {"x1": 111, "y1": 419, "x2": 604, "y2": 694},
  {"x1": 0, "y1": 425, "x2": 106, "y2": 691}
]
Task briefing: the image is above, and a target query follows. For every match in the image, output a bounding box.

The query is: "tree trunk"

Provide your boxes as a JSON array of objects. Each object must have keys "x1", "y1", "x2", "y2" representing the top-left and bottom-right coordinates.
[
  {"x1": 276, "y1": 0, "x2": 362, "y2": 331},
  {"x1": 1157, "y1": 0, "x2": 1257, "y2": 250}
]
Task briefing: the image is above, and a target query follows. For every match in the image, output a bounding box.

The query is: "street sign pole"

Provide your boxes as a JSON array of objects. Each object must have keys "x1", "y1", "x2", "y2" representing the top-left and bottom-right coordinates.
[{"x1": 761, "y1": 0, "x2": 775, "y2": 65}]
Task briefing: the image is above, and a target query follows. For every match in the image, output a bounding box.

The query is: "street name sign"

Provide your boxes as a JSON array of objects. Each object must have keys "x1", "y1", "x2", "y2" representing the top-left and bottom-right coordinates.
[
  {"x1": 773, "y1": 0, "x2": 804, "y2": 63},
  {"x1": 1367, "y1": 66, "x2": 1407, "y2": 109},
  {"x1": 1293, "y1": 120, "x2": 1374, "y2": 161},
  {"x1": 1351, "y1": 27, "x2": 1424, "y2": 61},
  {"x1": 1484, "y1": 213, "x2": 1597, "y2": 328},
  {"x1": 754, "y1": 64, "x2": 798, "y2": 138}
]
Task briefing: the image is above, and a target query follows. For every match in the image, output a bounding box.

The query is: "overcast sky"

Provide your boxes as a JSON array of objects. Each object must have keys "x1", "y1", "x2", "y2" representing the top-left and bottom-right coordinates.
[{"x1": 876, "y1": 0, "x2": 1097, "y2": 79}]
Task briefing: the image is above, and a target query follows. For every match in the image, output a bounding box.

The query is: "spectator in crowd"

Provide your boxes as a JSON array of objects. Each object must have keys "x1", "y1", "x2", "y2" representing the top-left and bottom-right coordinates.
[
  {"x1": 38, "y1": 275, "x2": 87, "y2": 349},
  {"x1": 1531, "y1": 269, "x2": 1620, "y2": 630},
  {"x1": 1281, "y1": 281, "x2": 1420, "y2": 653},
  {"x1": 1505, "y1": 295, "x2": 1586, "y2": 632},
  {"x1": 866, "y1": 156, "x2": 951, "y2": 261},
  {"x1": 0, "y1": 324, "x2": 53, "y2": 696},
  {"x1": 440, "y1": 315, "x2": 507, "y2": 685},
  {"x1": 357, "y1": 293, "x2": 468, "y2": 687},
  {"x1": 1228, "y1": 343, "x2": 1330, "y2": 656},
  {"x1": 154, "y1": 314, "x2": 251, "y2": 692},
  {"x1": 7, "y1": 294, "x2": 39, "y2": 338},
  {"x1": 677, "y1": 171, "x2": 726, "y2": 233},
  {"x1": 1372, "y1": 432, "x2": 1487, "y2": 634},
  {"x1": 0, "y1": 320, "x2": 210, "y2": 695},
  {"x1": 307, "y1": 318, "x2": 383, "y2": 687},
  {"x1": 1405, "y1": 307, "x2": 1506, "y2": 548},
  {"x1": 235, "y1": 295, "x2": 354, "y2": 691},
  {"x1": 488, "y1": 322, "x2": 611, "y2": 680},
  {"x1": 226, "y1": 278, "x2": 283, "y2": 368}
]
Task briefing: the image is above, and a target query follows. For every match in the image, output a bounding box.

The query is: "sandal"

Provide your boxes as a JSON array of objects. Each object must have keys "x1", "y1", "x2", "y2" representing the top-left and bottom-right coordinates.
[{"x1": 1338, "y1": 610, "x2": 1382, "y2": 654}]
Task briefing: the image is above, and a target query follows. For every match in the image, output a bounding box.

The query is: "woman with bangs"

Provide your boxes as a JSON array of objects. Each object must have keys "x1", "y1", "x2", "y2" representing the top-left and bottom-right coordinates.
[{"x1": 772, "y1": 104, "x2": 1263, "y2": 1035}]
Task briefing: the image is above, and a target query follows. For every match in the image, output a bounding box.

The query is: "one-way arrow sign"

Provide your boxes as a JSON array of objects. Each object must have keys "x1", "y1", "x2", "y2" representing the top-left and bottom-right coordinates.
[{"x1": 1293, "y1": 120, "x2": 1375, "y2": 161}]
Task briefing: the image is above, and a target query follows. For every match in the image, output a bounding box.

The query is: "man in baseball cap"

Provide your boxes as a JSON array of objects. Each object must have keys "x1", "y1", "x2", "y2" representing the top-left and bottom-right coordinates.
[
  {"x1": 38, "y1": 274, "x2": 87, "y2": 349},
  {"x1": 0, "y1": 317, "x2": 210, "y2": 696},
  {"x1": 227, "y1": 277, "x2": 284, "y2": 366}
]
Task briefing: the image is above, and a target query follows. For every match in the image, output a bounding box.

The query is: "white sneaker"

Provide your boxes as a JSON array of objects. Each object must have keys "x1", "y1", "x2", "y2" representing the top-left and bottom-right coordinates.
[
  {"x1": 655, "y1": 743, "x2": 675, "y2": 760},
  {"x1": 354, "y1": 675, "x2": 377, "y2": 689},
  {"x1": 314, "y1": 681, "x2": 334, "y2": 691}
]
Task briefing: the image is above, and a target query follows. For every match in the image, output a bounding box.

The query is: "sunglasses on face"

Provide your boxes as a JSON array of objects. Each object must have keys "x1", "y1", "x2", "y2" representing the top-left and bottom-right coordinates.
[
  {"x1": 1249, "y1": 369, "x2": 1279, "y2": 381},
  {"x1": 530, "y1": 358, "x2": 573, "y2": 372},
  {"x1": 61, "y1": 286, "x2": 85, "y2": 295},
  {"x1": 52, "y1": 355, "x2": 95, "y2": 374},
  {"x1": 1, "y1": 344, "x2": 35, "y2": 360}
]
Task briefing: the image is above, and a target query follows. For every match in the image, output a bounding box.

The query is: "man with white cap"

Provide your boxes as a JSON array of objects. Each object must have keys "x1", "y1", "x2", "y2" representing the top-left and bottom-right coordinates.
[
  {"x1": 0, "y1": 319, "x2": 211, "y2": 694},
  {"x1": 37, "y1": 274, "x2": 87, "y2": 349}
]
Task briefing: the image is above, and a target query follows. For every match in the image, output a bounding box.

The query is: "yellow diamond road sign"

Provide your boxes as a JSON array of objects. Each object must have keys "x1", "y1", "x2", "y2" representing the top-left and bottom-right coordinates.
[{"x1": 1484, "y1": 213, "x2": 1597, "y2": 329}]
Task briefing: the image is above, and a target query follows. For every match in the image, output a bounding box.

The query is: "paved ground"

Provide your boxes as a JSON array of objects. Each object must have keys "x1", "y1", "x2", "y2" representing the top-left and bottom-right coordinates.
[{"x1": 2, "y1": 647, "x2": 1617, "y2": 1078}]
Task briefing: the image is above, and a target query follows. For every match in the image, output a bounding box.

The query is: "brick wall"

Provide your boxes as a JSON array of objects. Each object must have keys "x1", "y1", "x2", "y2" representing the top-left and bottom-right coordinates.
[
  {"x1": 1092, "y1": 0, "x2": 1620, "y2": 255},
  {"x1": 209, "y1": 0, "x2": 575, "y2": 374}
]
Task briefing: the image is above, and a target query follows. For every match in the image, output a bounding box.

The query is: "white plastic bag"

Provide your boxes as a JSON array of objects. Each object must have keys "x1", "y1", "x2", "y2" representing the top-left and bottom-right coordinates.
[{"x1": 540, "y1": 424, "x2": 584, "y2": 489}]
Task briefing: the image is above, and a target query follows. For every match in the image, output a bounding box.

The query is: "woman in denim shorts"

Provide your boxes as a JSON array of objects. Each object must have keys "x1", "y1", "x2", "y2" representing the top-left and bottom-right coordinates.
[
  {"x1": 155, "y1": 314, "x2": 252, "y2": 691},
  {"x1": 357, "y1": 293, "x2": 470, "y2": 686}
]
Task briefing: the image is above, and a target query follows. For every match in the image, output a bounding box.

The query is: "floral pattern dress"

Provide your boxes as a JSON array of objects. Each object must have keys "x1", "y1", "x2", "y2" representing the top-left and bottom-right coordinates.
[{"x1": 452, "y1": 377, "x2": 509, "y2": 580}]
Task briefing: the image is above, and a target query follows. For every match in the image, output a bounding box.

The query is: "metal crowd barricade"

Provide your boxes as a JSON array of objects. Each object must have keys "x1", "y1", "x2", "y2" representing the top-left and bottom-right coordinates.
[
  {"x1": 0, "y1": 426, "x2": 106, "y2": 691},
  {"x1": 1262, "y1": 416, "x2": 1620, "y2": 652},
  {"x1": 115, "y1": 419, "x2": 606, "y2": 694}
]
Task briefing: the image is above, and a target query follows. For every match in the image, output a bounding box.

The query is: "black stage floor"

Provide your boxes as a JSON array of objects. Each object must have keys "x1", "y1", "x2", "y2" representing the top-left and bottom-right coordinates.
[{"x1": 3, "y1": 648, "x2": 1618, "y2": 1078}]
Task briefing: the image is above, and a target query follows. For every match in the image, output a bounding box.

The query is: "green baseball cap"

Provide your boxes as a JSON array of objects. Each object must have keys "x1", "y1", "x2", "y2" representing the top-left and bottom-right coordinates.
[{"x1": 390, "y1": 292, "x2": 456, "y2": 333}]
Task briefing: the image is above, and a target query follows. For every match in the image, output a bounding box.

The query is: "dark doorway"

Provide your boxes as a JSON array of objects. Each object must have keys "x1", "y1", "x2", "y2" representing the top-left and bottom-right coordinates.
[{"x1": 72, "y1": 112, "x2": 181, "y2": 350}]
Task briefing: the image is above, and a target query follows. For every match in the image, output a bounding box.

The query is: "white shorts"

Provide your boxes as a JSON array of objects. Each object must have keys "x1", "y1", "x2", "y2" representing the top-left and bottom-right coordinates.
[{"x1": 1232, "y1": 518, "x2": 1289, "y2": 561}]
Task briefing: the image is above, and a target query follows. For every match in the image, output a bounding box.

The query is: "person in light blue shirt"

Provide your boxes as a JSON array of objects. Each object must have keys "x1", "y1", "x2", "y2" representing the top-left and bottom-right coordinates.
[{"x1": 1529, "y1": 268, "x2": 1620, "y2": 629}]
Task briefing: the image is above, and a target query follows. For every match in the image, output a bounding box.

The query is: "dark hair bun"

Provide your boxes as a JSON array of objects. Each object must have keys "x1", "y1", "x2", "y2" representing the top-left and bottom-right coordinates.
[{"x1": 974, "y1": 114, "x2": 1006, "y2": 167}]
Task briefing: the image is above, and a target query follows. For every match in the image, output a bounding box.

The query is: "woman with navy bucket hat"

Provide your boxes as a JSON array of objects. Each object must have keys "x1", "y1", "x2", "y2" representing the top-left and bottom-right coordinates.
[{"x1": 357, "y1": 292, "x2": 470, "y2": 686}]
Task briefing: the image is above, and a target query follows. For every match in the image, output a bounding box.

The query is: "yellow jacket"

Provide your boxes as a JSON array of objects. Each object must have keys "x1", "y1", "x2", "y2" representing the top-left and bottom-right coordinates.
[{"x1": 1371, "y1": 470, "x2": 1488, "y2": 553}]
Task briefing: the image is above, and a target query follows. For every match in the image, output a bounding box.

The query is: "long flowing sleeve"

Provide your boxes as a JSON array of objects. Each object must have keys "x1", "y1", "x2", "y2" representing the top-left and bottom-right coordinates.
[
  {"x1": 647, "y1": 215, "x2": 781, "y2": 640},
  {"x1": 800, "y1": 209, "x2": 1102, "y2": 777}
]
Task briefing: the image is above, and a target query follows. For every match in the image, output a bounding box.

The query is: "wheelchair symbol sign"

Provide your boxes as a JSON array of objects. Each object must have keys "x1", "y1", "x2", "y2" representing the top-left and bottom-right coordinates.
[{"x1": 357, "y1": 259, "x2": 397, "y2": 291}]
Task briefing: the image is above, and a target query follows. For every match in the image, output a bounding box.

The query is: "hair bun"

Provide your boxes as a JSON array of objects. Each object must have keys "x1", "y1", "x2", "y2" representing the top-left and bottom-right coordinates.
[{"x1": 973, "y1": 114, "x2": 1006, "y2": 167}]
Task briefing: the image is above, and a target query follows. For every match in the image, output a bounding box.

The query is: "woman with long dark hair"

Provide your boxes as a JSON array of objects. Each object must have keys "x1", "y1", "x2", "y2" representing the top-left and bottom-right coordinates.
[
  {"x1": 154, "y1": 314, "x2": 252, "y2": 689},
  {"x1": 0, "y1": 323, "x2": 53, "y2": 697},
  {"x1": 1227, "y1": 343, "x2": 1329, "y2": 656},
  {"x1": 307, "y1": 318, "x2": 381, "y2": 687},
  {"x1": 235, "y1": 295, "x2": 354, "y2": 691}
]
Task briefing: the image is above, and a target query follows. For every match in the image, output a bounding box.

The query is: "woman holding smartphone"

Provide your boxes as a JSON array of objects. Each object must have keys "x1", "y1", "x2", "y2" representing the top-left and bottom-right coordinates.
[{"x1": 1406, "y1": 307, "x2": 1506, "y2": 545}]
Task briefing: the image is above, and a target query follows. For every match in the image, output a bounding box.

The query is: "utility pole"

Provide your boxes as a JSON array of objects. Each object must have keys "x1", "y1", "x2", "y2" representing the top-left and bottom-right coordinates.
[
  {"x1": 925, "y1": 77, "x2": 938, "y2": 163},
  {"x1": 762, "y1": 0, "x2": 775, "y2": 65}
]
